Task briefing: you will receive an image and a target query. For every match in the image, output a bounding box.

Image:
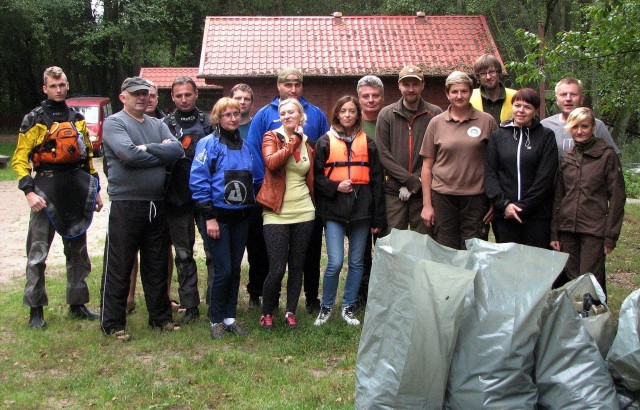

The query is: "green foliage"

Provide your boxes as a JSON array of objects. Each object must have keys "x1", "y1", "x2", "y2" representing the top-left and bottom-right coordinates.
[{"x1": 624, "y1": 170, "x2": 640, "y2": 199}]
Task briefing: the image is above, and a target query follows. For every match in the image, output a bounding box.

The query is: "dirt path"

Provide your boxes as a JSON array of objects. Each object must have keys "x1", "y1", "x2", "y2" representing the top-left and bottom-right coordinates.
[{"x1": 0, "y1": 157, "x2": 110, "y2": 284}]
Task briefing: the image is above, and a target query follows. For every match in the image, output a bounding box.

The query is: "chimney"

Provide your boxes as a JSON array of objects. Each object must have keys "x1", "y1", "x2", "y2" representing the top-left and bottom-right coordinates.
[
  {"x1": 332, "y1": 11, "x2": 344, "y2": 25},
  {"x1": 416, "y1": 11, "x2": 426, "y2": 24}
]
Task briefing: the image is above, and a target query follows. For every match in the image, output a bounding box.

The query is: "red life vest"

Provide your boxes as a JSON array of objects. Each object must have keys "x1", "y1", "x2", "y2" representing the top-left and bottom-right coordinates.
[
  {"x1": 32, "y1": 108, "x2": 86, "y2": 168},
  {"x1": 323, "y1": 130, "x2": 370, "y2": 184}
]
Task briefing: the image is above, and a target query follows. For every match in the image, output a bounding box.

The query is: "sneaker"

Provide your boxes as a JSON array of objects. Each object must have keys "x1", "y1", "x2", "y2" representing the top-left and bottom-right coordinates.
[
  {"x1": 306, "y1": 298, "x2": 321, "y2": 315},
  {"x1": 284, "y1": 312, "x2": 297, "y2": 329},
  {"x1": 210, "y1": 322, "x2": 225, "y2": 339},
  {"x1": 341, "y1": 306, "x2": 360, "y2": 326},
  {"x1": 260, "y1": 314, "x2": 273, "y2": 330},
  {"x1": 224, "y1": 321, "x2": 247, "y2": 336},
  {"x1": 314, "y1": 306, "x2": 332, "y2": 326},
  {"x1": 248, "y1": 295, "x2": 261, "y2": 310}
]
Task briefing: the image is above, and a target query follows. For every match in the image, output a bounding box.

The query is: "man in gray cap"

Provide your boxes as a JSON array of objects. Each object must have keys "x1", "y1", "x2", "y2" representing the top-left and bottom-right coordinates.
[
  {"x1": 246, "y1": 67, "x2": 329, "y2": 314},
  {"x1": 100, "y1": 76, "x2": 184, "y2": 340},
  {"x1": 376, "y1": 65, "x2": 442, "y2": 236}
]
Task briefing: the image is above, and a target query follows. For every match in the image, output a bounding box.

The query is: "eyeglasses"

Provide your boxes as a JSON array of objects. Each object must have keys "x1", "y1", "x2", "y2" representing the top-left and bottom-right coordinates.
[
  {"x1": 477, "y1": 69, "x2": 498, "y2": 77},
  {"x1": 221, "y1": 111, "x2": 241, "y2": 119}
]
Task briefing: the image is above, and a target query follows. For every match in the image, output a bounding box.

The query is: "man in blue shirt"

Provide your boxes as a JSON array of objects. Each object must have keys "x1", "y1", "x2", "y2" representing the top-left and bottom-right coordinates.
[{"x1": 246, "y1": 68, "x2": 329, "y2": 314}]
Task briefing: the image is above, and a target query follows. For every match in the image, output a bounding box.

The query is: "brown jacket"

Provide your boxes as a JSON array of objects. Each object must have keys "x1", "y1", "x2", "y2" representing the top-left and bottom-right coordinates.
[
  {"x1": 376, "y1": 98, "x2": 442, "y2": 194},
  {"x1": 551, "y1": 138, "x2": 626, "y2": 248},
  {"x1": 256, "y1": 130, "x2": 314, "y2": 214}
]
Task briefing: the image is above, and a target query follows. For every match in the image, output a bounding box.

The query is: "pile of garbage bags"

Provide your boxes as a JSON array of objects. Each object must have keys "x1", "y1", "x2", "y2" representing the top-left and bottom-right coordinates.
[{"x1": 356, "y1": 229, "x2": 640, "y2": 410}]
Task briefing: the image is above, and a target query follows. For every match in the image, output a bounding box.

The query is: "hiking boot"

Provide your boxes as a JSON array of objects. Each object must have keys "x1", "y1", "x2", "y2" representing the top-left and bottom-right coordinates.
[
  {"x1": 260, "y1": 314, "x2": 273, "y2": 330},
  {"x1": 224, "y1": 321, "x2": 247, "y2": 336},
  {"x1": 210, "y1": 322, "x2": 225, "y2": 340},
  {"x1": 341, "y1": 305, "x2": 360, "y2": 326},
  {"x1": 29, "y1": 306, "x2": 47, "y2": 329},
  {"x1": 248, "y1": 295, "x2": 261, "y2": 310},
  {"x1": 69, "y1": 304, "x2": 99, "y2": 320},
  {"x1": 306, "y1": 298, "x2": 320, "y2": 315},
  {"x1": 314, "y1": 306, "x2": 332, "y2": 326},
  {"x1": 284, "y1": 312, "x2": 297, "y2": 329},
  {"x1": 180, "y1": 306, "x2": 200, "y2": 324}
]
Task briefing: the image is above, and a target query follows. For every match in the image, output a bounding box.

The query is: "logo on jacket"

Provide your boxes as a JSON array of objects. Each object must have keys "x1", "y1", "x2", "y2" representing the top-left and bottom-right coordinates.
[
  {"x1": 194, "y1": 149, "x2": 207, "y2": 164},
  {"x1": 467, "y1": 126, "x2": 481, "y2": 138},
  {"x1": 225, "y1": 181, "x2": 248, "y2": 204}
]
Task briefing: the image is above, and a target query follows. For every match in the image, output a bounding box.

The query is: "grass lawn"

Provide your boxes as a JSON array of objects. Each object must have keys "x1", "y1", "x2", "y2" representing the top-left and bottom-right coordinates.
[{"x1": 0, "y1": 140, "x2": 17, "y2": 181}]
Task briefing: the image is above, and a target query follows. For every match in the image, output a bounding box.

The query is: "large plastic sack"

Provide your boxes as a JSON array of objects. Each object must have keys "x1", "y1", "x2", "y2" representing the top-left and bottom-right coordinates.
[
  {"x1": 556, "y1": 274, "x2": 615, "y2": 357},
  {"x1": 355, "y1": 229, "x2": 476, "y2": 410},
  {"x1": 607, "y1": 289, "x2": 640, "y2": 398},
  {"x1": 535, "y1": 276, "x2": 619, "y2": 409},
  {"x1": 445, "y1": 240, "x2": 569, "y2": 410}
]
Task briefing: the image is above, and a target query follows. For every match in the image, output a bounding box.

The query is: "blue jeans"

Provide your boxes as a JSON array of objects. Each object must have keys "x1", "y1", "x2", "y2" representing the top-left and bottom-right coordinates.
[
  {"x1": 205, "y1": 218, "x2": 249, "y2": 324},
  {"x1": 321, "y1": 219, "x2": 370, "y2": 308}
]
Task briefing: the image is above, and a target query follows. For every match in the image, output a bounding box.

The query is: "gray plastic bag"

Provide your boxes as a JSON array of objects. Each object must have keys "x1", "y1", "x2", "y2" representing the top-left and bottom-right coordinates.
[
  {"x1": 558, "y1": 274, "x2": 615, "y2": 357},
  {"x1": 535, "y1": 276, "x2": 619, "y2": 410},
  {"x1": 355, "y1": 229, "x2": 476, "y2": 410},
  {"x1": 607, "y1": 288, "x2": 640, "y2": 399},
  {"x1": 445, "y1": 240, "x2": 569, "y2": 410}
]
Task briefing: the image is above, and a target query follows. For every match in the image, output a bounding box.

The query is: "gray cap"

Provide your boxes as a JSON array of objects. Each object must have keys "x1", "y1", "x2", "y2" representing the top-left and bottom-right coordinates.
[{"x1": 121, "y1": 77, "x2": 150, "y2": 92}]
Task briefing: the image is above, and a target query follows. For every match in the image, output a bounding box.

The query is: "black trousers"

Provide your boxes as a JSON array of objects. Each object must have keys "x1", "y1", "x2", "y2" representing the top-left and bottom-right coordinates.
[
  {"x1": 166, "y1": 205, "x2": 200, "y2": 308},
  {"x1": 100, "y1": 200, "x2": 173, "y2": 334},
  {"x1": 303, "y1": 216, "x2": 323, "y2": 302},
  {"x1": 492, "y1": 217, "x2": 551, "y2": 250},
  {"x1": 245, "y1": 207, "x2": 269, "y2": 298}
]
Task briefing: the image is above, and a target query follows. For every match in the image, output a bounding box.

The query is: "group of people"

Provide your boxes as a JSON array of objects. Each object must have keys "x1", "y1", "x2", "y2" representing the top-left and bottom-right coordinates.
[{"x1": 14, "y1": 55, "x2": 626, "y2": 340}]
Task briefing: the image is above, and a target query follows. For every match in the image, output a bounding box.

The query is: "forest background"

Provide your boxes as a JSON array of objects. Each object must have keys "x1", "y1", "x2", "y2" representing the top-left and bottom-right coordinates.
[{"x1": 0, "y1": 0, "x2": 639, "y2": 150}]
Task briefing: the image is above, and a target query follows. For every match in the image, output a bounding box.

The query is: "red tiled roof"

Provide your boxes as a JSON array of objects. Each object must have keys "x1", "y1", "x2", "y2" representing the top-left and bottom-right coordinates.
[
  {"x1": 138, "y1": 67, "x2": 222, "y2": 89},
  {"x1": 199, "y1": 15, "x2": 502, "y2": 78}
]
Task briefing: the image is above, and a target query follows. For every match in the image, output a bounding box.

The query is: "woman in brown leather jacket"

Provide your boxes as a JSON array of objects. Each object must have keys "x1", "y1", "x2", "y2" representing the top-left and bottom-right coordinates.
[
  {"x1": 550, "y1": 107, "x2": 626, "y2": 298},
  {"x1": 256, "y1": 98, "x2": 315, "y2": 329}
]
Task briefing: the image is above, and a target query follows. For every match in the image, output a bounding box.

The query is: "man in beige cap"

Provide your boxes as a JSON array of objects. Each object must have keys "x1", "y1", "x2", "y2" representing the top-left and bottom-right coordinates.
[
  {"x1": 376, "y1": 65, "x2": 443, "y2": 236},
  {"x1": 246, "y1": 67, "x2": 329, "y2": 315}
]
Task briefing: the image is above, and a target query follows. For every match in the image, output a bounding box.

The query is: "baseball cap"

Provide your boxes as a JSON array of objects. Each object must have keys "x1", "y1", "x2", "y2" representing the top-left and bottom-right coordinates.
[
  {"x1": 121, "y1": 77, "x2": 150, "y2": 92},
  {"x1": 277, "y1": 68, "x2": 303, "y2": 83},
  {"x1": 398, "y1": 65, "x2": 424, "y2": 82}
]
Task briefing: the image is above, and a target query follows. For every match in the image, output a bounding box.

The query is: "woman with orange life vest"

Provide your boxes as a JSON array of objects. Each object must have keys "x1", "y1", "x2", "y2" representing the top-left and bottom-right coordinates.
[{"x1": 313, "y1": 96, "x2": 385, "y2": 326}]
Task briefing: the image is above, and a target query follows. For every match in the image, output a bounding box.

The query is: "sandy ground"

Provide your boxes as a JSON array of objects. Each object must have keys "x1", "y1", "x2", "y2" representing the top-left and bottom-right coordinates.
[{"x1": 0, "y1": 157, "x2": 110, "y2": 285}]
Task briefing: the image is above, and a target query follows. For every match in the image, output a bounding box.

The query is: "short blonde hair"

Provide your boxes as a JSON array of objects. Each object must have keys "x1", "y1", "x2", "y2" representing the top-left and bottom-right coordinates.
[
  {"x1": 210, "y1": 97, "x2": 241, "y2": 125},
  {"x1": 445, "y1": 71, "x2": 473, "y2": 93},
  {"x1": 43, "y1": 66, "x2": 67, "y2": 85},
  {"x1": 278, "y1": 98, "x2": 306, "y2": 127},
  {"x1": 564, "y1": 107, "x2": 596, "y2": 132}
]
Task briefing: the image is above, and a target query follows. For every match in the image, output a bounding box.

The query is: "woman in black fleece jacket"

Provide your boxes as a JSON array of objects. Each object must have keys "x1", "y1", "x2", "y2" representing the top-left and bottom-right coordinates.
[{"x1": 484, "y1": 88, "x2": 558, "y2": 248}]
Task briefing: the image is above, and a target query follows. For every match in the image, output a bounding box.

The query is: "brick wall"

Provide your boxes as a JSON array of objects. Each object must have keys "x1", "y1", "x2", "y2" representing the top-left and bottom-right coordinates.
[{"x1": 205, "y1": 76, "x2": 449, "y2": 118}]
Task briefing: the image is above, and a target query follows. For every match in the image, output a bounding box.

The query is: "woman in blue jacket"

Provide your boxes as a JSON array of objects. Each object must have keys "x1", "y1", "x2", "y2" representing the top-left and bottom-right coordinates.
[{"x1": 190, "y1": 97, "x2": 255, "y2": 340}]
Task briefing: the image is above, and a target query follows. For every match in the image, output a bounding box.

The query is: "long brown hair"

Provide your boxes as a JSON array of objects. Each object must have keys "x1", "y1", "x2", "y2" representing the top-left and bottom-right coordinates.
[{"x1": 330, "y1": 95, "x2": 362, "y2": 134}]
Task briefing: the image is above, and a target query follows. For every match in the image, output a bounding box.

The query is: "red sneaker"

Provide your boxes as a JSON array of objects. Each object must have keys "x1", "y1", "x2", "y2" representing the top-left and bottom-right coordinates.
[
  {"x1": 260, "y1": 314, "x2": 273, "y2": 330},
  {"x1": 284, "y1": 312, "x2": 297, "y2": 329}
]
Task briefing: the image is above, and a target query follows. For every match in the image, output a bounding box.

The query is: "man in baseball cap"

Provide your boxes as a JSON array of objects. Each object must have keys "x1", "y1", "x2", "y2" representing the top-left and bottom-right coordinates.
[
  {"x1": 121, "y1": 77, "x2": 150, "y2": 93},
  {"x1": 398, "y1": 65, "x2": 425, "y2": 82},
  {"x1": 376, "y1": 64, "x2": 442, "y2": 236}
]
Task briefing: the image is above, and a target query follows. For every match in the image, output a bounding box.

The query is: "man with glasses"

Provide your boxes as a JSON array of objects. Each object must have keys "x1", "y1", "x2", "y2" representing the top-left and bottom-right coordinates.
[
  {"x1": 470, "y1": 54, "x2": 517, "y2": 124},
  {"x1": 541, "y1": 77, "x2": 619, "y2": 156},
  {"x1": 163, "y1": 76, "x2": 215, "y2": 324}
]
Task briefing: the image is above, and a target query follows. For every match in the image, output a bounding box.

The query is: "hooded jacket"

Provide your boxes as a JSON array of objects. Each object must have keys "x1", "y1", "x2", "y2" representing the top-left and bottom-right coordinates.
[
  {"x1": 551, "y1": 138, "x2": 626, "y2": 248},
  {"x1": 485, "y1": 118, "x2": 558, "y2": 220}
]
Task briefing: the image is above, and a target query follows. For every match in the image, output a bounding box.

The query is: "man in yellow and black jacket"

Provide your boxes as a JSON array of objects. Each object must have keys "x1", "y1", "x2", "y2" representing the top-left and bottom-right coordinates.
[{"x1": 12, "y1": 66, "x2": 103, "y2": 329}]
